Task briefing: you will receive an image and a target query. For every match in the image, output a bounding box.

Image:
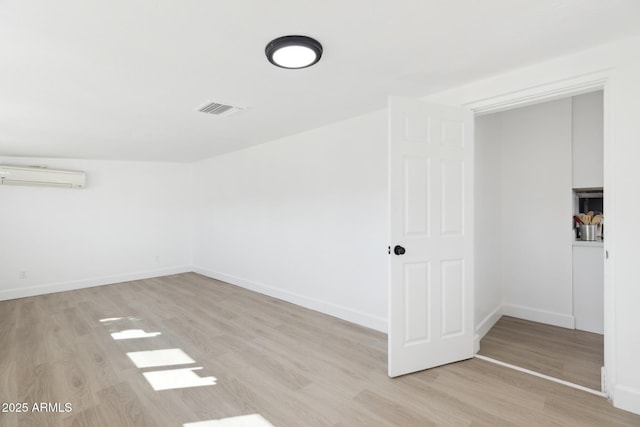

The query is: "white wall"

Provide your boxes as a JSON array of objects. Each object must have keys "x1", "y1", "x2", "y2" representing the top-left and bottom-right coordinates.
[
  {"x1": 0, "y1": 157, "x2": 193, "y2": 299},
  {"x1": 474, "y1": 98, "x2": 574, "y2": 336},
  {"x1": 498, "y1": 99, "x2": 574, "y2": 326},
  {"x1": 193, "y1": 111, "x2": 388, "y2": 332},
  {"x1": 425, "y1": 35, "x2": 640, "y2": 415},
  {"x1": 609, "y1": 49, "x2": 640, "y2": 415},
  {"x1": 474, "y1": 113, "x2": 503, "y2": 337}
]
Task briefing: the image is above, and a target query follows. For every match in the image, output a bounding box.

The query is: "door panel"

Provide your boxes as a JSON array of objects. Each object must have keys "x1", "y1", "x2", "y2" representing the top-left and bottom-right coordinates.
[
  {"x1": 441, "y1": 159, "x2": 464, "y2": 236},
  {"x1": 441, "y1": 259, "x2": 464, "y2": 337},
  {"x1": 404, "y1": 157, "x2": 430, "y2": 236},
  {"x1": 388, "y1": 97, "x2": 473, "y2": 377},
  {"x1": 403, "y1": 262, "x2": 431, "y2": 344},
  {"x1": 442, "y1": 119, "x2": 465, "y2": 149}
]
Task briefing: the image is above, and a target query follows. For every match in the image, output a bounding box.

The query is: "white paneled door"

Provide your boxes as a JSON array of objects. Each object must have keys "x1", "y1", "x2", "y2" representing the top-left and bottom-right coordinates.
[{"x1": 388, "y1": 97, "x2": 474, "y2": 377}]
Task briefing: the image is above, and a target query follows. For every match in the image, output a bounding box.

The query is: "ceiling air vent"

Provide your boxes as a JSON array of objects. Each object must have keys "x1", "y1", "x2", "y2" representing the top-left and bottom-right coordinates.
[{"x1": 196, "y1": 101, "x2": 243, "y2": 117}]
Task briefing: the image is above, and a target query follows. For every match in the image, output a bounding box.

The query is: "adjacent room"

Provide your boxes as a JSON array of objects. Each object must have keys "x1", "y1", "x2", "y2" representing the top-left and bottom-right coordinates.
[
  {"x1": 475, "y1": 91, "x2": 605, "y2": 391},
  {"x1": 2, "y1": 1, "x2": 640, "y2": 426}
]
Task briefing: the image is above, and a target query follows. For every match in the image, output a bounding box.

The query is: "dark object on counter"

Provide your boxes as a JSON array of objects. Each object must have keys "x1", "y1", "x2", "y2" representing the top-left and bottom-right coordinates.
[{"x1": 580, "y1": 224, "x2": 598, "y2": 241}]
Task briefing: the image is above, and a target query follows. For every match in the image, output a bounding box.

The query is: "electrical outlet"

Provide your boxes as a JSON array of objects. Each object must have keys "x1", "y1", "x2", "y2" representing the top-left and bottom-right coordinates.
[{"x1": 19, "y1": 271, "x2": 27, "y2": 279}]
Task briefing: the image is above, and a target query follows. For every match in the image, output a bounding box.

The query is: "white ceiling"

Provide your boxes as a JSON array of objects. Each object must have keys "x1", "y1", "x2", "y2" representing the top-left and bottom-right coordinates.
[{"x1": 1, "y1": 1, "x2": 639, "y2": 162}]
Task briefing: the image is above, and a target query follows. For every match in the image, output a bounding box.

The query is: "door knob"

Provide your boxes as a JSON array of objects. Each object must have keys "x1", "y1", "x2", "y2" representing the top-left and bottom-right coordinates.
[{"x1": 393, "y1": 245, "x2": 406, "y2": 255}]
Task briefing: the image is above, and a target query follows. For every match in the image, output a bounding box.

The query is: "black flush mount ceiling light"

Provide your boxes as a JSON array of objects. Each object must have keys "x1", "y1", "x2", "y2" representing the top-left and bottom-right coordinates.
[{"x1": 265, "y1": 35, "x2": 323, "y2": 69}]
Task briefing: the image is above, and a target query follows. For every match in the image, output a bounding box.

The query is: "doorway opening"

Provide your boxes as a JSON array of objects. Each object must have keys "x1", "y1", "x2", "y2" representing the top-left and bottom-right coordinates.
[{"x1": 473, "y1": 90, "x2": 605, "y2": 393}]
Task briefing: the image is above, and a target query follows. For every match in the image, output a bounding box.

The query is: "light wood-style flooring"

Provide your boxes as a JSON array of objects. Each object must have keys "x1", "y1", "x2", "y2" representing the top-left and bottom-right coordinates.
[
  {"x1": 1, "y1": 273, "x2": 638, "y2": 426},
  {"x1": 478, "y1": 316, "x2": 604, "y2": 391}
]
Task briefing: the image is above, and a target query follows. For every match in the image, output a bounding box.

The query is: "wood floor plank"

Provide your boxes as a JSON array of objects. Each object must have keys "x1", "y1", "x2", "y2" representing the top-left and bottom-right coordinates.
[
  {"x1": 478, "y1": 316, "x2": 603, "y2": 390},
  {"x1": 0, "y1": 361, "x2": 17, "y2": 413},
  {"x1": 0, "y1": 273, "x2": 638, "y2": 426},
  {"x1": 63, "y1": 406, "x2": 109, "y2": 427},
  {"x1": 354, "y1": 389, "x2": 438, "y2": 427},
  {"x1": 94, "y1": 382, "x2": 161, "y2": 427}
]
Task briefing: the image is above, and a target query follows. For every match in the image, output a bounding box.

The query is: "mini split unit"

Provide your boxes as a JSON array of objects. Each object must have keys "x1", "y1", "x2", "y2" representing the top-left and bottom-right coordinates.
[{"x1": 0, "y1": 165, "x2": 86, "y2": 188}]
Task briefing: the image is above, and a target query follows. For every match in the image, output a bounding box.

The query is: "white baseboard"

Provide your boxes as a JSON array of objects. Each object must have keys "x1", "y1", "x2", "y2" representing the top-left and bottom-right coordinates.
[
  {"x1": 475, "y1": 305, "x2": 504, "y2": 351},
  {"x1": 194, "y1": 266, "x2": 388, "y2": 333},
  {"x1": 0, "y1": 266, "x2": 193, "y2": 301},
  {"x1": 502, "y1": 304, "x2": 575, "y2": 329},
  {"x1": 614, "y1": 385, "x2": 640, "y2": 416}
]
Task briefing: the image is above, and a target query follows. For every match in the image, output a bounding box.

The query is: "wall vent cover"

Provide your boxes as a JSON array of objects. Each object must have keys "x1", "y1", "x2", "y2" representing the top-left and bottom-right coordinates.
[{"x1": 196, "y1": 101, "x2": 243, "y2": 117}]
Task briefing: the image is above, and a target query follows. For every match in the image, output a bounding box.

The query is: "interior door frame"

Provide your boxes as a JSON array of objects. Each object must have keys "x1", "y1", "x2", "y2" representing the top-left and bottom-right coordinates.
[{"x1": 463, "y1": 69, "x2": 614, "y2": 397}]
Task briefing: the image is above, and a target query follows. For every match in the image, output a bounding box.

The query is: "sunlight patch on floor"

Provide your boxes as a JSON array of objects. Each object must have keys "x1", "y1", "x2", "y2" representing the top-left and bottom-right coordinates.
[
  {"x1": 183, "y1": 414, "x2": 275, "y2": 427},
  {"x1": 100, "y1": 316, "x2": 217, "y2": 392},
  {"x1": 99, "y1": 317, "x2": 140, "y2": 323},
  {"x1": 100, "y1": 317, "x2": 125, "y2": 322},
  {"x1": 112, "y1": 329, "x2": 162, "y2": 340},
  {"x1": 127, "y1": 348, "x2": 195, "y2": 368},
  {"x1": 143, "y1": 367, "x2": 216, "y2": 391}
]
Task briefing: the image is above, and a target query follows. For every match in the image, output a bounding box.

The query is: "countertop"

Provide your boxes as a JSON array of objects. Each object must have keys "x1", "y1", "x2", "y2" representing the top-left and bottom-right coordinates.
[{"x1": 573, "y1": 238, "x2": 604, "y2": 248}]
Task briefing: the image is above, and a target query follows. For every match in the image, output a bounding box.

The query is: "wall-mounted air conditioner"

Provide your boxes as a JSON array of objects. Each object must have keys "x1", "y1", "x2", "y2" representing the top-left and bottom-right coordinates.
[{"x1": 0, "y1": 165, "x2": 86, "y2": 188}]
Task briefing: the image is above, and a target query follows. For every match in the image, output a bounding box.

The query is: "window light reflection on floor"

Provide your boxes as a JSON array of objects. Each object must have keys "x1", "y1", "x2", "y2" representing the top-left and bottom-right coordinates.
[
  {"x1": 183, "y1": 414, "x2": 275, "y2": 427},
  {"x1": 127, "y1": 348, "x2": 195, "y2": 368},
  {"x1": 100, "y1": 317, "x2": 124, "y2": 322},
  {"x1": 112, "y1": 329, "x2": 162, "y2": 340},
  {"x1": 99, "y1": 317, "x2": 141, "y2": 323},
  {"x1": 99, "y1": 318, "x2": 216, "y2": 392},
  {"x1": 143, "y1": 367, "x2": 216, "y2": 391}
]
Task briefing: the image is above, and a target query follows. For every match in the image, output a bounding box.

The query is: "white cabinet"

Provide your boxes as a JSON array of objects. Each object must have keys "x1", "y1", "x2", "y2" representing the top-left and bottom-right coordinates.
[
  {"x1": 572, "y1": 245, "x2": 604, "y2": 334},
  {"x1": 572, "y1": 91, "x2": 603, "y2": 189}
]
